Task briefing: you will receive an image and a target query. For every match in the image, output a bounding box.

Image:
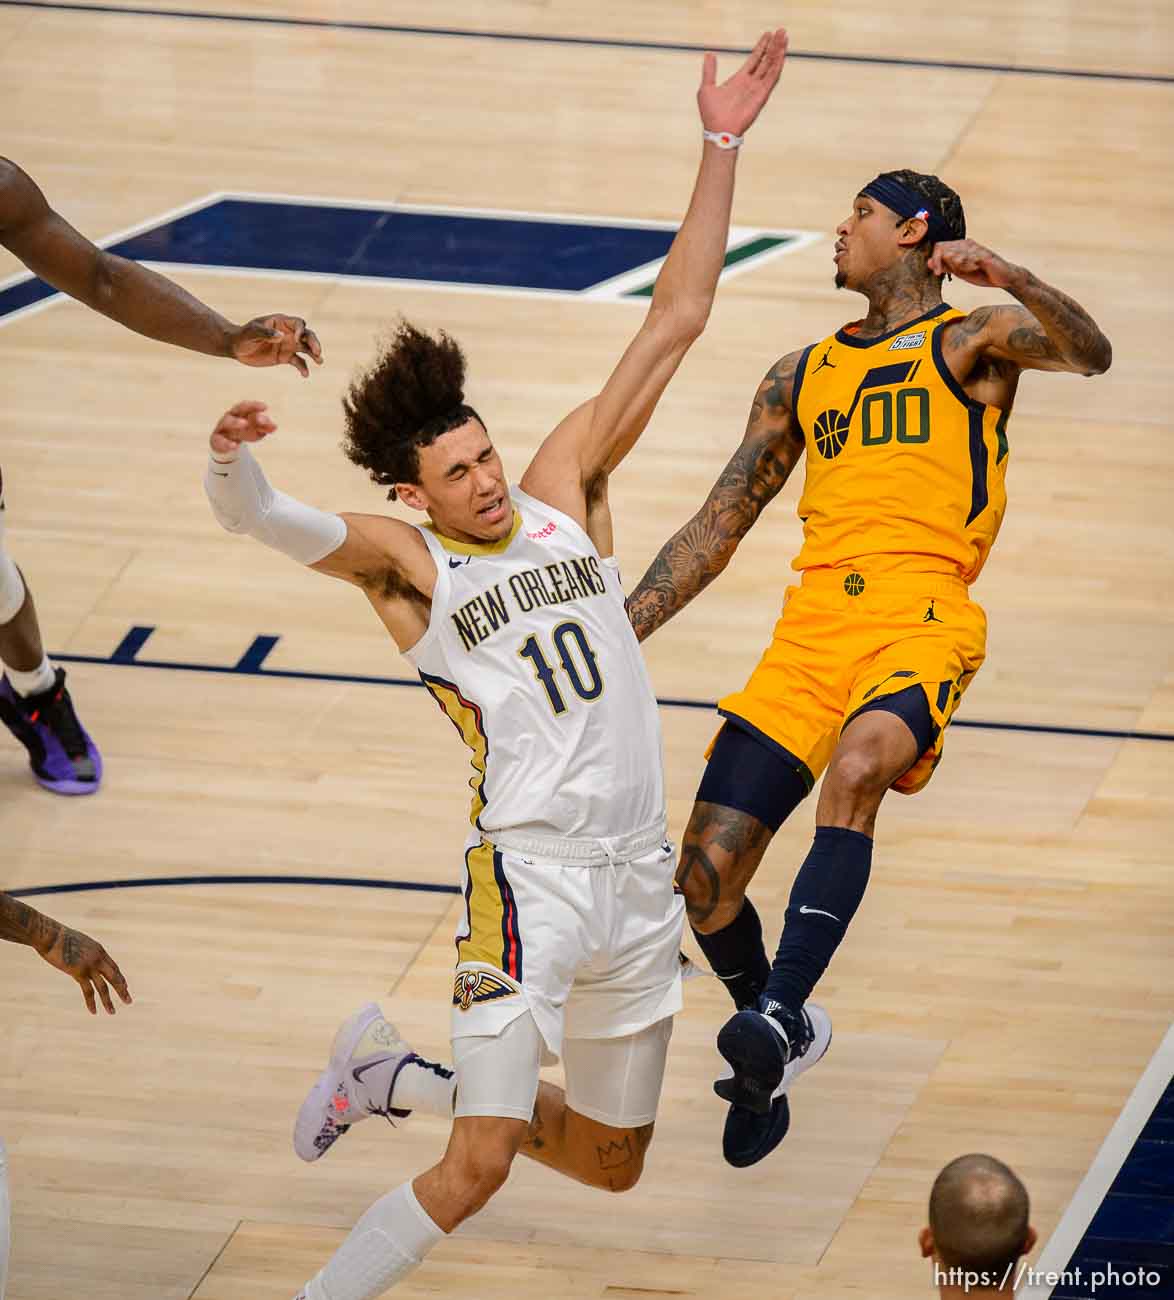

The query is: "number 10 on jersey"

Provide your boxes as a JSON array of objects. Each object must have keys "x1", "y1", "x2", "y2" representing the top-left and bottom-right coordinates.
[{"x1": 518, "y1": 621, "x2": 604, "y2": 715}]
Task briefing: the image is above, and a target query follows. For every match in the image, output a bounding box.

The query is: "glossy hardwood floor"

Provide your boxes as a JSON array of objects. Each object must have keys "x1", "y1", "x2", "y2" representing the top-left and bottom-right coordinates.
[{"x1": 1, "y1": 3, "x2": 1171, "y2": 1296}]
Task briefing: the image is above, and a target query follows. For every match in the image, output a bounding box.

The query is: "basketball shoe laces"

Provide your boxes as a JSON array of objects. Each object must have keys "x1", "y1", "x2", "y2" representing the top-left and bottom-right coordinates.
[
  {"x1": 358, "y1": 1056, "x2": 415, "y2": 1128},
  {"x1": 26, "y1": 682, "x2": 88, "y2": 758}
]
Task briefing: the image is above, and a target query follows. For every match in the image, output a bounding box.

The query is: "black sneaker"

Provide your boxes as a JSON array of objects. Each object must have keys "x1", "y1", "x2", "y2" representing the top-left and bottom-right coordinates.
[
  {"x1": 0, "y1": 667, "x2": 102, "y2": 795},
  {"x1": 715, "y1": 999, "x2": 832, "y2": 1167}
]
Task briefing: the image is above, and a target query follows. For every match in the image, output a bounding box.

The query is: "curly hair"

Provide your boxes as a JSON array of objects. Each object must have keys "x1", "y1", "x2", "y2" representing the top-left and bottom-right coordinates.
[
  {"x1": 341, "y1": 319, "x2": 484, "y2": 500},
  {"x1": 878, "y1": 168, "x2": 967, "y2": 248}
]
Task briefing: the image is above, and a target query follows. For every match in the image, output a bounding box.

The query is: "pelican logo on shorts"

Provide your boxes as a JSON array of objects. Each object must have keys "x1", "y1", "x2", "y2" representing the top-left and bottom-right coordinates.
[
  {"x1": 843, "y1": 572, "x2": 865, "y2": 597},
  {"x1": 453, "y1": 969, "x2": 518, "y2": 1012}
]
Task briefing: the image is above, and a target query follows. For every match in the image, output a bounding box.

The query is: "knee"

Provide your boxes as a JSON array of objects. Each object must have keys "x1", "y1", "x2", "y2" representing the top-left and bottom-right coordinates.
[
  {"x1": 825, "y1": 746, "x2": 889, "y2": 804},
  {"x1": 598, "y1": 1125, "x2": 653, "y2": 1193},
  {"x1": 439, "y1": 1145, "x2": 515, "y2": 1219},
  {"x1": 675, "y1": 853, "x2": 742, "y2": 933}
]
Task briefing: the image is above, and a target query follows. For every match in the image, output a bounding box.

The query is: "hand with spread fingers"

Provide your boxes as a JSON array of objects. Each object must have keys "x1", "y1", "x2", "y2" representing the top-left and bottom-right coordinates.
[
  {"x1": 0, "y1": 890, "x2": 132, "y2": 1016},
  {"x1": 38, "y1": 924, "x2": 133, "y2": 1016},
  {"x1": 210, "y1": 399, "x2": 278, "y2": 456},
  {"x1": 697, "y1": 28, "x2": 789, "y2": 138},
  {"x1": 927, "y1": 239, "x2": 1021, "y2": 290},
  {"x1": 231, "y1": 315, "x2": 324, "y2": 377}
]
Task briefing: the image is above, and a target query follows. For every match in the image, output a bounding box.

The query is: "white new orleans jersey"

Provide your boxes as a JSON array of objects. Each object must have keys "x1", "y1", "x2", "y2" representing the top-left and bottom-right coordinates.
[{"x1": 403, "y1": 486, "x2": 665, "y2": 854}]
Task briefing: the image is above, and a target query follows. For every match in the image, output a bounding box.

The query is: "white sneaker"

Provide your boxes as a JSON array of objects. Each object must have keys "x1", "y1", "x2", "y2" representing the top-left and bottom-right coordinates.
[
  {"x1": 774, "y1": 1001, "x2": 832, "y2": 1099},
  {"x1": 293, "y1": 1002, "x2": 415, "y2": 1163}
]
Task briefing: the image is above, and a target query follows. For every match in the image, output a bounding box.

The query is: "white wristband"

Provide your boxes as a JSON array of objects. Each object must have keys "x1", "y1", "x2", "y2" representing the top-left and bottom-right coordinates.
[{"x1": 703, "y1": 129, "x2": 744, "y2": 150}]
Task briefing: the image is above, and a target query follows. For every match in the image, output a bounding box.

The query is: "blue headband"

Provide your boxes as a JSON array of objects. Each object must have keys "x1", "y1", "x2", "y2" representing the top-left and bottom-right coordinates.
[{"x1": 860, "y1": 176, "x2": 958, "y2": 245}]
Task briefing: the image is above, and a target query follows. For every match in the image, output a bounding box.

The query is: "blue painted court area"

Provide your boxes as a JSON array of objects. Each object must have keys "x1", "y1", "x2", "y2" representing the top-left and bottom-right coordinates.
[
  {"x1": 1052, "y1": 1075, "x2": 1174, "y2": 1298},
  {"x1": 114, "y1": 201, "x2": 681, "y2": 291},
  {"x1": 0, "y1": 195, "x2": 803, "y2": 322},
  {"x1": 0, "y1": 198, "x2": 683, "y2": 319}
]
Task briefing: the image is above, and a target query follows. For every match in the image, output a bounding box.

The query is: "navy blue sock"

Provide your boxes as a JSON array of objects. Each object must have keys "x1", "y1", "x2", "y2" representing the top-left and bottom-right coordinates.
[
  {"x1": 763, "y1": 826, "x2": 873, "y2": 1014},
  {"x1": 693, "y1": 897, "x2": 770, "y2": 1010}
]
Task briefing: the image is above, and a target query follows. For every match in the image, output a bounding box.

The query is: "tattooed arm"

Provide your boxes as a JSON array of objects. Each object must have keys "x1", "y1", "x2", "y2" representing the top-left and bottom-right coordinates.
[
  {"x1": 930, "y1": 239, "x2": 1112, "y2": 377},
  {"x1": 0, "y1": 891, "x2": 132, "y2": 1015},
  {"x1": 626, "y1": 349, "x2": 806, "y2": 643}
]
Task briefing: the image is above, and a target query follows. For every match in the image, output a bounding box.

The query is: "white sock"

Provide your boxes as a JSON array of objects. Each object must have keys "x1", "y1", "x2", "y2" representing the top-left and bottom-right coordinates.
[
  {"x1": 1, "y1": 1138, "x2": 10, "y2": 1300},
  {"x1": 391, "y1": 1058, "x2": 456, "y2": 1117},
  {"x1": 5, "y1": 656, "x2": 54, "y2": 698},
  {"x1": 352, "y1": 1024, "x2": 455, "y2": 1119},
  {"x1": 356, "y1": 1056, "x2": 455, "y2": 1119},
  {"x1": 298, "y1": 1180, "x2": 444, "y2": 1300}
]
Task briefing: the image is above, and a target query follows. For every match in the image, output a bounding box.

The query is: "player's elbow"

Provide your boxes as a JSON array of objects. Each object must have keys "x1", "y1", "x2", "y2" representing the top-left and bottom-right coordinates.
[{"x1": 646, "y1": 299, "x2": 710, "y2": 348}]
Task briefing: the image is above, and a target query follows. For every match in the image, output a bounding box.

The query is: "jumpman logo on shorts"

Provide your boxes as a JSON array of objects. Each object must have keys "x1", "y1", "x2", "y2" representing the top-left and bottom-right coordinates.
[{"x1": 923, "y1": 599, "x2": 943, "y2": 623}]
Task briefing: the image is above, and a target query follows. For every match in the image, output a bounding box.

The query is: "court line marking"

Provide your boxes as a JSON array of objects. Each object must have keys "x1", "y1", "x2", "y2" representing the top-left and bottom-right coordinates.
[
  {"x1": 47, "y1": 626, "x2": 1174, "y2": 746},
  {"x1": 1018, "y1": 1021, "x2": 1174, "y2": 1297},
  {"x1": 7, "y1": 873, "x2": 461, "y2": 899},
  {"x1": 2, "y1": 1, "x2": 1170, "y2": 85},
  {"x1": 0, "y1": 189, "x2": 818, "y2": 327}
]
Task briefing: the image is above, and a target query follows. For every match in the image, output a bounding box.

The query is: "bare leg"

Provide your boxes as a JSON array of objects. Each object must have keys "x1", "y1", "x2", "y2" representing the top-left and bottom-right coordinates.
[
  {"x1": 413, "y1": 1114, "x2": 528, "y2": 1232},
  {"x1": 519, "y1": 1082, "x2": 653, "y2": 1192},
  {"x1": 676, "y1": 800, "x2": 774, "y2": 936},
  {"x1": 0, "y1": 575, "x2": 45, "y2": 674},
  {"x1": 814, "y1": 707, "x2": 920, "y2": 835}
]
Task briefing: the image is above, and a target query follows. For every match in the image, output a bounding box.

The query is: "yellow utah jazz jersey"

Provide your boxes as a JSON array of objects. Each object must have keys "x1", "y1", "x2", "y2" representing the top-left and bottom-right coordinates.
[{"x1": 793, "y1": 303, "x2": 1010, "y2": 584}]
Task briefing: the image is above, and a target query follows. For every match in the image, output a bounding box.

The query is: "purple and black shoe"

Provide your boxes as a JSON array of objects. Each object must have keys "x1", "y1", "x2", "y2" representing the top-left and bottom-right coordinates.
[{"x1": 0, "y1": 667, "x2": 102, "y2": 795}]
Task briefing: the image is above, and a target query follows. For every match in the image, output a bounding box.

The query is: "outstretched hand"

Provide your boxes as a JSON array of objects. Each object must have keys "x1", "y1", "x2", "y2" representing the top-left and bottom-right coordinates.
[
  {"x1": 210, "y1": 400, "x2": 277, "y2": 456},
  {"x1": 698, "y1": 28, "x2": 788, "y2": 139},
  {"x1": 37, "y1": 925, "x2": 132, "y2": 1016},
  {"x1": 231, "y1": 315, "x2": 323, "y2": 377}
]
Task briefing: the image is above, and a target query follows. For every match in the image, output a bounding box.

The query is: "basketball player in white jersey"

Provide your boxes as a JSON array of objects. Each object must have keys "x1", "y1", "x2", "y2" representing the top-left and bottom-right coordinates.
[{"x1": 202, "y1": 32, "x2": 788, "y2": 1300}]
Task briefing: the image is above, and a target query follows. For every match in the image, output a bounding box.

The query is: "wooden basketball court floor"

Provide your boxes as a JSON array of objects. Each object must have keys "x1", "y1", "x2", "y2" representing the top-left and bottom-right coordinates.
[{"x1": 0, "y1": 3, "x2": 1171, "y2": 1297}]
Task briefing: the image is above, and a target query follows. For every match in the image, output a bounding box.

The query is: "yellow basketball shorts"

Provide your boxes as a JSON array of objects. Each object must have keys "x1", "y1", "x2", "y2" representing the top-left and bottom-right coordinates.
[{"x1": 715, "y1": 569, "x2": 987, "y2": 795}]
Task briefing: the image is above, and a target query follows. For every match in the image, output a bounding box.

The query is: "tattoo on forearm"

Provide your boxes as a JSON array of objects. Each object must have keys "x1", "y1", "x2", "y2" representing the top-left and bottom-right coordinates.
[
  {"x1": 626, "y1": 353, "x2": 804, "y2": 643},
  {"x1": 1009, "y1": 273, "x2": 1111, "y2": 373},
  {"x1": 62, "y1": 929, "x2": 82, "y2": 967},
  {"x1": 0, "y1": 891, "x2": 57, "y2": 949}
]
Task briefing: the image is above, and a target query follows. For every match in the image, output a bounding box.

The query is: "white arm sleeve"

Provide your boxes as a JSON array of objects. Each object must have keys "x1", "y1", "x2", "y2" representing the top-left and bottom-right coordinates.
[{"x1": 204, "y1": 445, "x2": 347, "y2": 566}]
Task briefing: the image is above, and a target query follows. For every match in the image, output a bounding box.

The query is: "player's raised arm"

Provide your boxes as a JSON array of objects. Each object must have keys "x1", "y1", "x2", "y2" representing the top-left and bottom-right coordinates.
[
  {"x1": 521, "y1": 30, "x2": 788, "y2": 521},
  {"x1": 0, "y1": 890, "x2": 131, "y2": 1015},
  {"x1": 0, "y1": 157, "x2": 322, "y2": 375},
  {"x1": 625, "y1": 350, "x2": 806, "y2": 643},
  {"x1": 931, "y1": 239, "x2": 1112, "y2": 377}
]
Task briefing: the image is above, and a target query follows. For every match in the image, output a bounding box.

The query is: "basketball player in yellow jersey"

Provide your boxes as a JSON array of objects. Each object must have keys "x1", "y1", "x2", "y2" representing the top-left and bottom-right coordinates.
[{"x1": 626, "y1": 169, "x2": 1112, "y2": 1168}]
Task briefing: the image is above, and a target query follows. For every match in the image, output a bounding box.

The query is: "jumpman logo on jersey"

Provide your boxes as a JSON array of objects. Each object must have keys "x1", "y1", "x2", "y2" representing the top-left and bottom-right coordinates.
[
  {"x1": 812, "y1": 345, "x2": 836, "y2": 375},
  {"x1": 923, "y1": 599, "x2": 943, "y2": 623}
]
